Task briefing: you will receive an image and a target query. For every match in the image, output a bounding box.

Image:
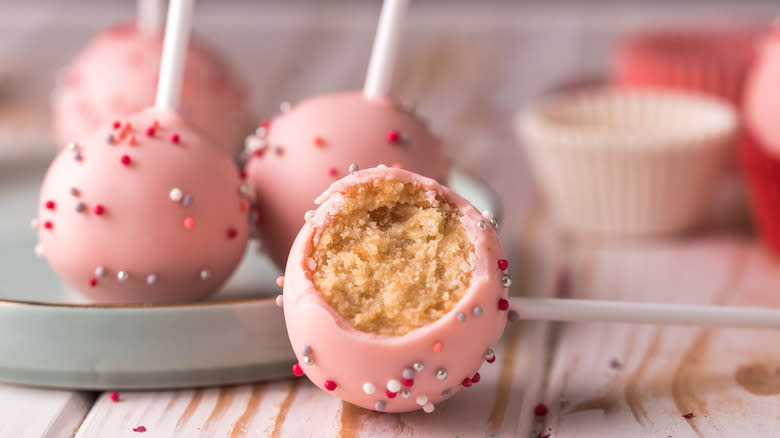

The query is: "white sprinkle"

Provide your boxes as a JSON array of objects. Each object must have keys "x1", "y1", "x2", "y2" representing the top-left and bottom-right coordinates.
[
  {"x1": 146, "y1": 274, "x2": 158, "y2": 285},
  {"x1": 200, "y1": 269, "x2": 211, "y2": 280},
  {"x1": 169, "y1": 188, "x2": 183, "y2": 202},
  {"x1": 377, "y1": 164, "x2": 388, "y2": 168},
  {"x1": 275, "y1": 294, "x2": 284, "y2": 308},
  {"x1": 482, "y1": 210, "x2": 494, "y2": 221},
  {"x1": 244, "y1": 135, "x2": 266, "y2": 152},
  {"x1": 363, "y1": 382, "x2": 376, "y2": 395},
  {"x1": 304, "y1": 210, "x2": 316, "y2": 221},
  {"x1": 30, "y1": 218, "x2": 38, "y2": 229},
  {"x1": 413, "y1": 362, "x2": 425, "y2": 372},
  {"x1": 255, "y1": 126, "x2": 268, "y2": 138},
  {"x1": 34, "y1": 243, "x2": 43, "y2": 257},
  {"x1": 302, "y1": 355, "x2": 314, "y2": 365},
  {"x1": 117, "y1": 271, "x2": 129, "y2": 282},
  {"x1": 280, "y1": 101, "x2": 291, "y2": 113},
  {"x1": 67, "y1": 141, "x2": 79, "y2": 150},
  {"x1": 423, "y1": 403, "x2": 435, "y2": 413},
  {"x1": 348, "y1": 164, "x2": 359, "y2": 174},
  {"x1": 387, "y1": 379, "x2": 402, "y2": 393},
  {"x1": 95, "y1": 266, "x2": 106, "y2": 278},
  {"x1": 416, "y1": 395, "x2": 428, "y2": 406}
]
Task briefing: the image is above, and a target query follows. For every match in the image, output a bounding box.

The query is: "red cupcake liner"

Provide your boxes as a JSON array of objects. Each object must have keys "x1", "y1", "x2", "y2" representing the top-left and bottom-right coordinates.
[
  {"x1": 613, "y1": 27, "x2": 762, "y2": 105},
  {"x1": 740, "y1": 129, "x2": 780, "y2": 255}
]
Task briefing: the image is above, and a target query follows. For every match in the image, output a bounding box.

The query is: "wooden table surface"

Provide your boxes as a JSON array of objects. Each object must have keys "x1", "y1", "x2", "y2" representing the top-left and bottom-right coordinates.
[{"x1": 1, "y1": 2, "x2": 779, "y2": 437}]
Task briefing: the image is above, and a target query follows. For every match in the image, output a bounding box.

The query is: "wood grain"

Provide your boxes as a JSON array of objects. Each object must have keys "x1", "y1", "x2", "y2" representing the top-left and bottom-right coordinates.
[{"x1": 0, "y1": 385, "x2": 93, "y2": 438}]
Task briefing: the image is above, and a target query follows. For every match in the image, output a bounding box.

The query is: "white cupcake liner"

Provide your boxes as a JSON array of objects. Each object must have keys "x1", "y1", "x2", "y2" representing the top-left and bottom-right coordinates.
[{"x1": 516, "y1": 88, "x2": 737, "y2": 236}]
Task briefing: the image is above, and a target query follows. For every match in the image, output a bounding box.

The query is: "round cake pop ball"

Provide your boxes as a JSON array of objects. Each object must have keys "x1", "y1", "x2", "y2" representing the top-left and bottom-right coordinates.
[
  {"x1": 244, "y1": 91, "x2": 449, "y2": 270},
  {"x1": 51, "y1": 21, "x2": 251, "y2": 155},
  {"x1": 37, "y1": 108, "x2": 249, "y2": 304},
  {"x1": 282, "y1": 167, "x2": 508, "y2": 413}
]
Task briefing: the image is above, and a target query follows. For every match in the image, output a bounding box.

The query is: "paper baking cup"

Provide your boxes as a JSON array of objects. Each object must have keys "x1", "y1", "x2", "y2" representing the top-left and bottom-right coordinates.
[
  {"x1": 517, "y1": 88, "x2": 737, "y2": 237},
  {"x1": 740, "y1": 130, "x2": 780, "y2": 255},
  {"x1": 613, "y1": 27, "x2": 761, "y2": 105}
]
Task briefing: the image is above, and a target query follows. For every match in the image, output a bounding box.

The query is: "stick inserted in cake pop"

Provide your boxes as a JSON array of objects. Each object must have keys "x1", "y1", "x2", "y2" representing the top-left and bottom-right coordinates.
[
  {"x1": 137, "y1": 0, "x2": 164, "y2": 36},
  {"x1": 155, "y1": 0, "x2": 194, "y2": 111},
  {"x1": 510, "y1": 297, "x2": 780, "y2": 329},
  {"x1": 363, "y1": 0, "x2": 410, "y2": 98}
]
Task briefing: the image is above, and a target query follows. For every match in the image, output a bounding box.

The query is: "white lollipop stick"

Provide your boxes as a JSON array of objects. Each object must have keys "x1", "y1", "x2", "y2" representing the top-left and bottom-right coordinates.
[
  {"x1": 510, "y1": 297, "x2": 780, "y2": 330},
  {"x1": 155, "y1": 0, "x2": 194, "y2": 112},
  {"x1": 363, "y1": 0, "x2": 410, "y2": 98},
  {"x1": 137, "y1": 0, "x2": 164, "y2": 36}
]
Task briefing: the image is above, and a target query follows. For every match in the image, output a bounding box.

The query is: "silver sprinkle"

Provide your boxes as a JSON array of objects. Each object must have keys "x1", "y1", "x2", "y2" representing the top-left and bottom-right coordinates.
[
  {"x1": 105, "y1": 133, "x2": 115, "y2": 144},
  {"x1": 436, "y1": 369, "x2": 448, "y2": 380},
  {"x1": 30, "y1": 218, "x2": 38, "y2": 229},
  {"x1": 239, "y1": 184, "x2": 249, "y2": 195},
  {"x1": 255, "y1": 126, "x2": 268, "y2": 138},
  {"x1": 484, "y1": 349, "x2": 495, "y2": 361},
  {"x1": 200, "y1": 269, "x2": 211, "y2": 280},
  {"x1": 401, "y1": 389, "x2": 411, "y2": 398},
  {"x1": 181, "y1": 194, "x2": 193, "y2": 207},
  {"x1": 146, "y1": 274, "x2": 158, "y2": 285},
  {"x1": 304, "y1": 210, "x2": 316, "y2": 221},
  {"x1": 508, "y1": 310, "x2": 520, "y2": 322},
  {"x1": 274, "y1": 145, "x2": 284, "y2": 155},
  {"x1": 70, "y1": 187, "x2": 79, "y2": 197},
  {"x1": 402, "y1": 367, "x2": 415, "y2": 380},
  {"x1": 117, "y1": 271, "x2": 129, "y2": 282},
  {"x1": 75, "y1": 202, "x2": 86, "y2": 213},
  {"x1": 377, "y1": 164, "x2": 388, "y2": 169},
  {"x1": 301, "y1": 345, "x2": 313, "y2": 356},
  {"x1": 456, "y1": 312, "x2": 466, "y2": 322},
  {"x1": 67, "y1": 141, "x2": 79, "y2": 150},
  {"x1": 280, "y1": 101, "x2": 291, "y2": 113},
  {"x1": 275, "y1": 295, "x2": 284, "y2": 308},
  {"x1": 502, "y1": 275, "x2": 512, "y2": 288},
  {"x1": 73, "y1": 151, "x2": 83, "y2": 161},
  {"x1": 477, "y1": 220, "x2": 487, "y2": 230},
  {"x1": 302, "y1": 355, "x2": 314, "y2": 365},
  {"x1": 375, "y1": 401, "x2": 386, "y2": 412},
  {"x1": 95, "y1": 266, "x2": 106, "y2": 278},
  {"x1": 490, "y1": 218, "x2": 499, "y2": 230},
  {"x1": 441, "y1": 389, "x2": 452, "y2": 400},
  {"x1": 413, "y1": 362, "x2": 424, "y2": 372},
  {"x1": 472, "y1": 306, "x2": 483, "y2": 317},
  {"x1": 348, "y1": 164, "x2": 359, "y2": 174}
]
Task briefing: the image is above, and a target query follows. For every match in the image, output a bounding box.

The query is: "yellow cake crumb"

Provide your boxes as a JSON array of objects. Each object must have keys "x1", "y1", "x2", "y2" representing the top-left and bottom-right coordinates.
[{"x1": 312, "y1": 178, "x2": 473, "y2": 336}]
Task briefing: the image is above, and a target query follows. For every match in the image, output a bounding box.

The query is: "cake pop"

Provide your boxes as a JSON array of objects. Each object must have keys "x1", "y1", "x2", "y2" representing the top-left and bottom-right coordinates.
[
  {"x1": 281, "y1": 166, "x2": 508, "y2": 413},
  {"x1": 51, "y1": 19, "x2": 250, "y2": 155},
  {"x1": 36, "y1": 0, "x2": 248, "y2": 304},
  {"x1": 244, "y1": 0, "x2": 448, "y2": 270}
]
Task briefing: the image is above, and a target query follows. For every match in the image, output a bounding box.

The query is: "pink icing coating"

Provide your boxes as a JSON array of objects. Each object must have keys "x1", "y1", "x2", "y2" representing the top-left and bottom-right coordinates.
[
  {"x1": 38, "y1": 108, "x2": 249, "y2": 303},
  {"x1": 51, "y1": 21, "x2": 251, "y2": 155},
  {"x1": 744, "y1": 31, "x2": 780, "y2": 155},
  {"x1": 282, "y1": 167, "x2": 508, "y2": 413},
  {"x1": 244, "y1": 91, "x2": 449, "y2": 271}
]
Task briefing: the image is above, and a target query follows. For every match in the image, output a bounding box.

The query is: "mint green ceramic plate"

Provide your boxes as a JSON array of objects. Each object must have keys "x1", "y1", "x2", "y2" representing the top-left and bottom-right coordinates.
[{"x1": 0, "y1": 161, "x2": 499, "y2": 390}]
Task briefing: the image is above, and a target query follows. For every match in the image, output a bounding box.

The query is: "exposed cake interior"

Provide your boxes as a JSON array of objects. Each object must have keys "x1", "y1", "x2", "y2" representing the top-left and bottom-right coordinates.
[{"x1": 311, "y1": 178, "x2": 474, "y2": 336}]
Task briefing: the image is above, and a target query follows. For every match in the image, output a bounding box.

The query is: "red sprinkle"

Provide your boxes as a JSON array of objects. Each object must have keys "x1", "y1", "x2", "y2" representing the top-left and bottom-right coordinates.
[
  {"x1": 472, "y1": 372, "x2": 481, "y2": 383},
  {"x1": 328, "y1": 167, "x2": 338, "y2": 177},
  {"x1": 386, "y1": 130, "x2": 401, "y2": 143},
  {"x1": 132, "y1": 426, "x2": 147, "y2": 433},
  {"x1": 112, "y1": 121, "x2": 121, "y2": 130},
  {"x1": 486, "y1": 355, "x2": 496, "y2": 364},
  {"x1": 534, "y1": 403, "x2": 548, "y2": 416},
  {"x1": 171, "y1": 133, "x2": 180, "y2": 144},
  {"x1": 386, "y1": 389, "x2": 397, "y2": 398},
  {"x1": 110, "y1": 391, "x2": 120, "y2": 402},
  {"x1": 120, "y1": 155, "x2": 132, "y2": 166},
  {"x1": 259, "y1": 119, "x2": 271, "y2": 130},
  {"x1": 145, "y1": 127, "x2": 156, "y2": 137},
  {"x1": 240, "y1": 199, "x2": 251, "y2": 212},
  {"x1": 324, "y1": 380, "x2": 337, "y2": 391},
  {"x1": 89, "y1": 278, "x2": 97, "y2": 287},
  {"x1": 93, "y1": 204, "x2": 105, "y2": 215},
  {"x1": 253, "y1": 149, "x2": 265, "y2": 158},
  {"x1": 313, "y1": 136, "x2": 326, "y2": 147},
  {"x1": 239, "y1": 170, "x2": 247, "y2": 180},
  {"x1": 292, "y1": 363, "x2": 304, "y2": 376},
  {"x1": 227, "y1": 228, "x2": 238, "y2": 239},
  {"x1": 183, "y1": 217, "x2": 195, "y2": 230},
  {"x1": 45, "y1": 200, "x2": 56, "y2": 210},
  {"x1": 498, "y1": 298, "x2": 509, "y2": 311},
  {"x1": 498, "y1": 259, "x2": 509, "y2": 270},
  {"x1": 461, "y1": 378, "x2": 473, "y2": 388},
  {"x1": 683, "y1": 413, "x2": 695, "y2": 419},
  {"x1": 43, "y1": 221, "x2": 53, "y2": 230},
  {"x1": 402, "y1": 378, "x2": 414, "y2": 388}
]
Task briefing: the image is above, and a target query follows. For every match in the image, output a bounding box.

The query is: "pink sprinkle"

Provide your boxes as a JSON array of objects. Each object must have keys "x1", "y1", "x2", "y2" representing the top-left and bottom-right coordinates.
[
  {"x1": 43, "y1": 221, "x2": 53, "y2": 230},
  {"x1": 110, "y1": 391, "x2": 120, "y2": 402},
  {"x1": 391, "y1": 163, "x2": 403, "y2": 169},
  {"x1": 386, "y1": 130, "x2": 401, "y2": 143},
  {"x1": 240, "y1": 200, "x2": 250, "y2": 212},
  {"x1": 275, "y1": 276, "x2": 285, "y2": 288},
  {"x1": 328, "y1": 167, "x2": 338, "y2": 177},
  {"x1": 183, "y1": 217, "x2": 195, "y2": 230},
  {"x1": 432, "y1": 341, "x2": 444, "y2": 353},
  {"x1": 324, "y1": 380, "x2": 337, "y2": 391},
  {"x1": 498, "y1": 259, "x2": 509, "y2": 270},
  {"x1": 259, "y1": 119, "x2": 271, "y2": 130},
  {"x1": 171, "y1": 133, "x2": 180, "y2": 144},
  {"x1": 226, "y1": 228, "x2": 238, "y2": 239},
  {"x1": 45, "y1": 200, "x2": 56, "y2": 210},
  {"x1": 126, "y1": 135, "x2": 137, "y2": 146},
  {"x1": 462, "y1": 378, "x2": 473, "y2": 388},
  {"x1": 402, "y1": 378, "x2": 414, "y2": 388},
  {"x1": 239, "y1": 170, "x2": 247, "y2": 180},
  {"x1": 253, "y1": 149, "x2": 265, "y2": 158},
  {"x1": 151, "y1": 120, "x2": 160, "y2": 129},
  {"x1": 89, "y1": 278, "x2": 97, "y2": 287},
  {"x1": 112, "y1": 121, "x2": 121, "y2": 130},
  {"x1": 498, "y1": 298, "x2": 509, "y2": 311},
  {"x1": 93, "y1": 204, "x2": 105, "y2": 216},
  {"x1": 120, "y1": 155, "x2": 132, "y2": 166},
  {"x1": 292, "y1": 363, "x2": 304, "y2": 376},
  {"x1": 386, "y1": 389, "x2": 397, "y2": 398},
  {"x1": 145, "y1": 127, "x2": 155, "y2": 137},
  {"x1": 313, "y1": 136, "x2": 326, "y2": 147},
  {"x1": 132, "y1": 426, "x2": 147, "y2": 433},
  {"x1": 472, "y1": 372, "x2": 481, "y2": 383}
]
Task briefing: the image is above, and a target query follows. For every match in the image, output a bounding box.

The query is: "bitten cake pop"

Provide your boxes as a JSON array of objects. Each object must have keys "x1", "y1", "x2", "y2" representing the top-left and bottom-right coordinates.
[
  {"x1": 244, "y1": 0, "x2": 448, "y2": 270},
  {"x1": 51, "y1": 18, "x2": 250, "y2": 155},
  {"x1": 36, "y1": 0, "x2": 248, "y2": 304},
  {"x1": 281, "y1": 166, "x2": 509, "y2": 413}
]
